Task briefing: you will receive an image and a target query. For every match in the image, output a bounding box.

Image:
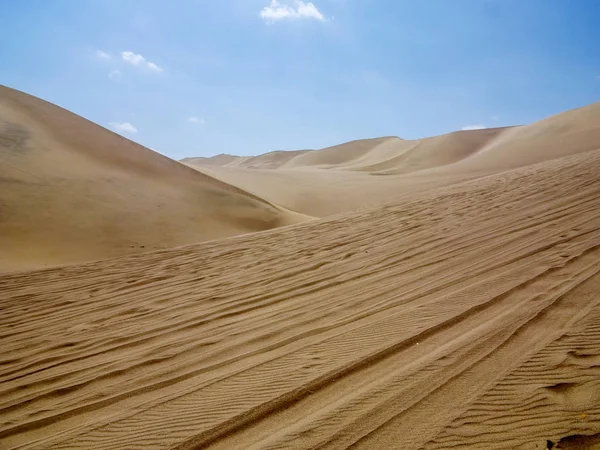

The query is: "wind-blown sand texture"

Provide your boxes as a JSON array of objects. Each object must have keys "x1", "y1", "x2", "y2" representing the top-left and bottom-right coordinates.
[{"x1": 1, "y1": 88, "x2": 600, "y2": 449}]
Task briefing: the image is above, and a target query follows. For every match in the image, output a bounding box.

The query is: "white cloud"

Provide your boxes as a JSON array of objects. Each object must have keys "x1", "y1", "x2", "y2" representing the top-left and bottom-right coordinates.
[
  {"x1": 146, "y1": 62, "x2": 163, "y2": 72},
  {"x1": 121, "y1": 51, "x2": 163, "y2": 72},
  {"x1": 108, "y1": 69, "x2": 122, "y2": 79},
  {"x1": 188, "y1": 116, "x2": 205, "y2": 125},
  {"x1": 461, "y1": 124, "x2": 487, "y2": 131},
  {"x1": 260, "y1": 0, "x2": 325, "y2": 22},
  {"x1": 110, "y1": 122, "x2": 138, "y2": 133},
  {"x1": 121, "y1": 51, "x2": 145, "y2": 65},
  {"x1": 96, "y1": 50, "x2": 111, "y2": 59}
]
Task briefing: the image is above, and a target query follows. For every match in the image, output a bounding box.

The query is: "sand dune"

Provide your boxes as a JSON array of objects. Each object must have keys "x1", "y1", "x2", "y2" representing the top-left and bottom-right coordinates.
[
  {"x1": 282, "y1": 137, "x2": 396, "y2": 168},
  {"x1": 450, "y1": 101, "x2": 600, "y2": 173},
  {"x1": 361, "y1": 127, "x2": 509, "y2": 174},
  {"x1": 0, "y1": 86, "x2": 307, "y2": 271},
  {"x1": 189, "y1": 102, "x2": 600, "y2": 177},
  {"x1": 2, "y1": 148, "x2": 600, "y2": 449},
  {"x1": 228, "y1": 149, "x2": 313, "y2": 169},
  {"x1": 181, "y1": 153, "x2": 241, "y2": 167},
  {"x1": 2, "y1": 88, "x2": 600, "y2": 449},
  {"x1": 186, "y1": 132, "x2": 505, "y2": 217},
  {"x1": 182, "y1": 149, "x2": 312, "y2": 170},
  {"x1": 185, "y1": 103, "x2": 599, "y2": 218},
  {"x1": 280, "y1": 129, "x2": 510, "y2": 173}
]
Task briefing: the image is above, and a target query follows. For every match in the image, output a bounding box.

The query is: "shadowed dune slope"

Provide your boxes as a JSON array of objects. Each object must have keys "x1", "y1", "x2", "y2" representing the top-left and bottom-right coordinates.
[
  {"x1": 186, "y1": 129, "x2": 509, "y2": 174},
  {"x1": 227, "y1": 149, "x2": 313, "y2": 169},
  {"x1": 186, "y1": 130, "x2": 509, "y2": 217},
  {"x1": 0, "y1": 86, "x2": 308, "y2": 271},
  {"x1": 2, "y1": 148, "x2": 600, "y2": 449},
  {"x1": 446, "y1": 101, "x2": 600, "y2": 174},
  {"x1": 183, "y1": 149, "x2": 312, "y2": 170},
  {"x1": 186, "y1": 102, "x2": 600, "y2": 217},
  {"x1": 361, "y1": 127, "x2": 509, "y2": 174},
  {"x1": 180, "y1": 153, "x2": 240, "y2": 167},
  {"x1": 281, "y1": 128, "x2": 510, "y2": 173},
  {"x1": 282, "y1": 137, "x2": 396, "y2": 168}
]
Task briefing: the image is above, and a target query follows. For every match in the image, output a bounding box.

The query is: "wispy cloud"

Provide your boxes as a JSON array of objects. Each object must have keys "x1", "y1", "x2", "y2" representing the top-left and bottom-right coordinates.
[
  {"x1": 188, "y1": 116, "x2": 205, "y2": 125},
  {"x1": 146, "y1": 62, "x2": 162, "y2": 72},
  {"x1": 108, "y1": 69, "x2": 122, "y2": 80},
  {"x1": 260, "y1": 0, "x2": 325, "y2": 22},
  {"x1": 110, "y1": 122, "x2": 138, "y2": 133},
  {"x1": 121, "y1": 51, "x2": 163, "y2": 72},
  {"x1": 461, "y1": 124, "x2": 487, "y2": 131},
  {"x1": 96, "y1": 50, "x2": 111, "y2": 60}
]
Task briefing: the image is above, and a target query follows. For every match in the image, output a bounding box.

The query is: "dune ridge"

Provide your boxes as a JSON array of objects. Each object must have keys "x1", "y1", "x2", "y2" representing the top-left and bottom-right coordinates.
[
  {"x1": 0, "y1": 85, "x2": 308, "y2": 271},
  {"x1": 183, "y1": 149, "x2": 313, "y2": 170},
  {"x1": 1, "y1": 148, "x2": 600, "y2": 449},
  {"x1": 184, "y1": 102, "x2": 600, "y2": 218},
  {"x1": 187, "y1": 101, "x2": 600, "y2": 177},
  {"x1": 2, "y1": 88, "x2": 600, "y2": 449}
]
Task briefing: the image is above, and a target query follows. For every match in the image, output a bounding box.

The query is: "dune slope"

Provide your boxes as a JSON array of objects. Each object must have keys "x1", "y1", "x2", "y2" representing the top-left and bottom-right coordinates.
[
  {"x1": 449, "y1": 101, "x2": 600, "y2": 173},
  {"x1": 182, "y1": 149, "x2": 312, "y2": 170},
  {"x1": 185, "y1": 131, "x2": 506, "y2": 217},
  {"x1": 282, "y1": 137, "x2": 396, "y2": 168},
  {"x1": 281, "y1": 128, "x2": 510, "y2": 173},
  {"x1": 186, "y1": 102, "x2": 599, "y2": 218},
  {"x1": 1, "y1": 148, "x2": 600, "y2": 449},
  {"x1": 227, "y1": 149, "x2": 313, "y2": 169},
  {"x1": 180, "y1": 153, "x2": 240, "y2": 167},
  {"x1": 0, "y1": 86, "x2": 306, "y2": 271}
]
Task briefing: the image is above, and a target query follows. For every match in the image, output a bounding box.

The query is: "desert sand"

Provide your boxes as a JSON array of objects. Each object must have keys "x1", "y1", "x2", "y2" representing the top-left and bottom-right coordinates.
[
  {"x1": 185, "y1": 104, "x2": 600, "y2": 219},
  {"x1": 0, "y1": 86, "x2": 307, "y2": 272},
  {"x1": 1, "y1": 87, "x2": 600, "y2": 449}
]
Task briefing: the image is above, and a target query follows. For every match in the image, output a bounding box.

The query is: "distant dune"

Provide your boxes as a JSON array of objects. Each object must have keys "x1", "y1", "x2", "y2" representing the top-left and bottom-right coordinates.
[
  {"x1": 0, "y1": 86, "x2": 308, "y2": 271},
  {"x1": 185, "y1": 103, "x2": 600, "y2": 217},
  {"x1": 447, "y1": 101, "x2": 600, "y2": 173},
  {"x1": 183, "y1": 149, "x2": 313, "y2": 170},
  {"x1": 180, "y1": 153, "x2": 240, "y2": 167},
  {"x1": 282, "y1": 137, "x2": 396, "y2": 168},
  {"x1": 187, "y1": 101, "x2": 600, "y2": 176}
]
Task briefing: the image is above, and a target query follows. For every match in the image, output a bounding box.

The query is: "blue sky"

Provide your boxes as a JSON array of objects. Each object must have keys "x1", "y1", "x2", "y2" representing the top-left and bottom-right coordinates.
[{"x1": 1, "y1": 0, "x2": 599, "y2": 159}]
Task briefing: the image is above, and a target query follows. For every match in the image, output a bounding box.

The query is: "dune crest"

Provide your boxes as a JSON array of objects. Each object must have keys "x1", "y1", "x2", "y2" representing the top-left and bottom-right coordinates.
[
  {"x1": 2, "y1": 148, "x2": 600, "y2": 449},
  {"x1": 0, "y1": 86, "x2": 308, "y2": 271},
  {"x1": 2, "y1": 88, "x2": 600, "y2": 449},
  {"x1": 185, "y1": 102, "x2": 600, "y2": 217}
]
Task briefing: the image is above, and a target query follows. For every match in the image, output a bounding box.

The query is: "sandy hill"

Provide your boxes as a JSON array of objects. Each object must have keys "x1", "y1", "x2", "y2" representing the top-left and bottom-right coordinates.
[
  {"x1": 186, "y1": 129, "x2": 510, "y2": 173},
  {"x1": 2, "y1": 146, "x2": 600, "y2": 450},
  {"x1": 183, "y1": 149, "x2": 312, "y2": 170},
  {"x1": 277, "y1": 130, "x2": 509, "y2": 172},
  {"x1": 184, "y1": 131, "x2": 509, "y2": 217},
  {"x1": 227, "y1": 149, "x2": 313, "y2": 169},
  {"x1": 356, "y1": 127, "x2": 511, "y2": 174},
  {"x1": 186, "y1": 102, "x2": 600, "y2": 217},
  {"x1": 446, "y1": 101, "x2": 600, "y2": 174},
  {"x1": 281, "y1": 137, "x2": 396, "y2": 168},
  {"x1": 0, "y1": 86, "x2": 307, "y2": 271},
  {"x1": 2, "y1": 86, "x2": 600, "y2": 450},
  {"x1": 180, "y1": 153, "x2": 240, "y2": 166}
]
